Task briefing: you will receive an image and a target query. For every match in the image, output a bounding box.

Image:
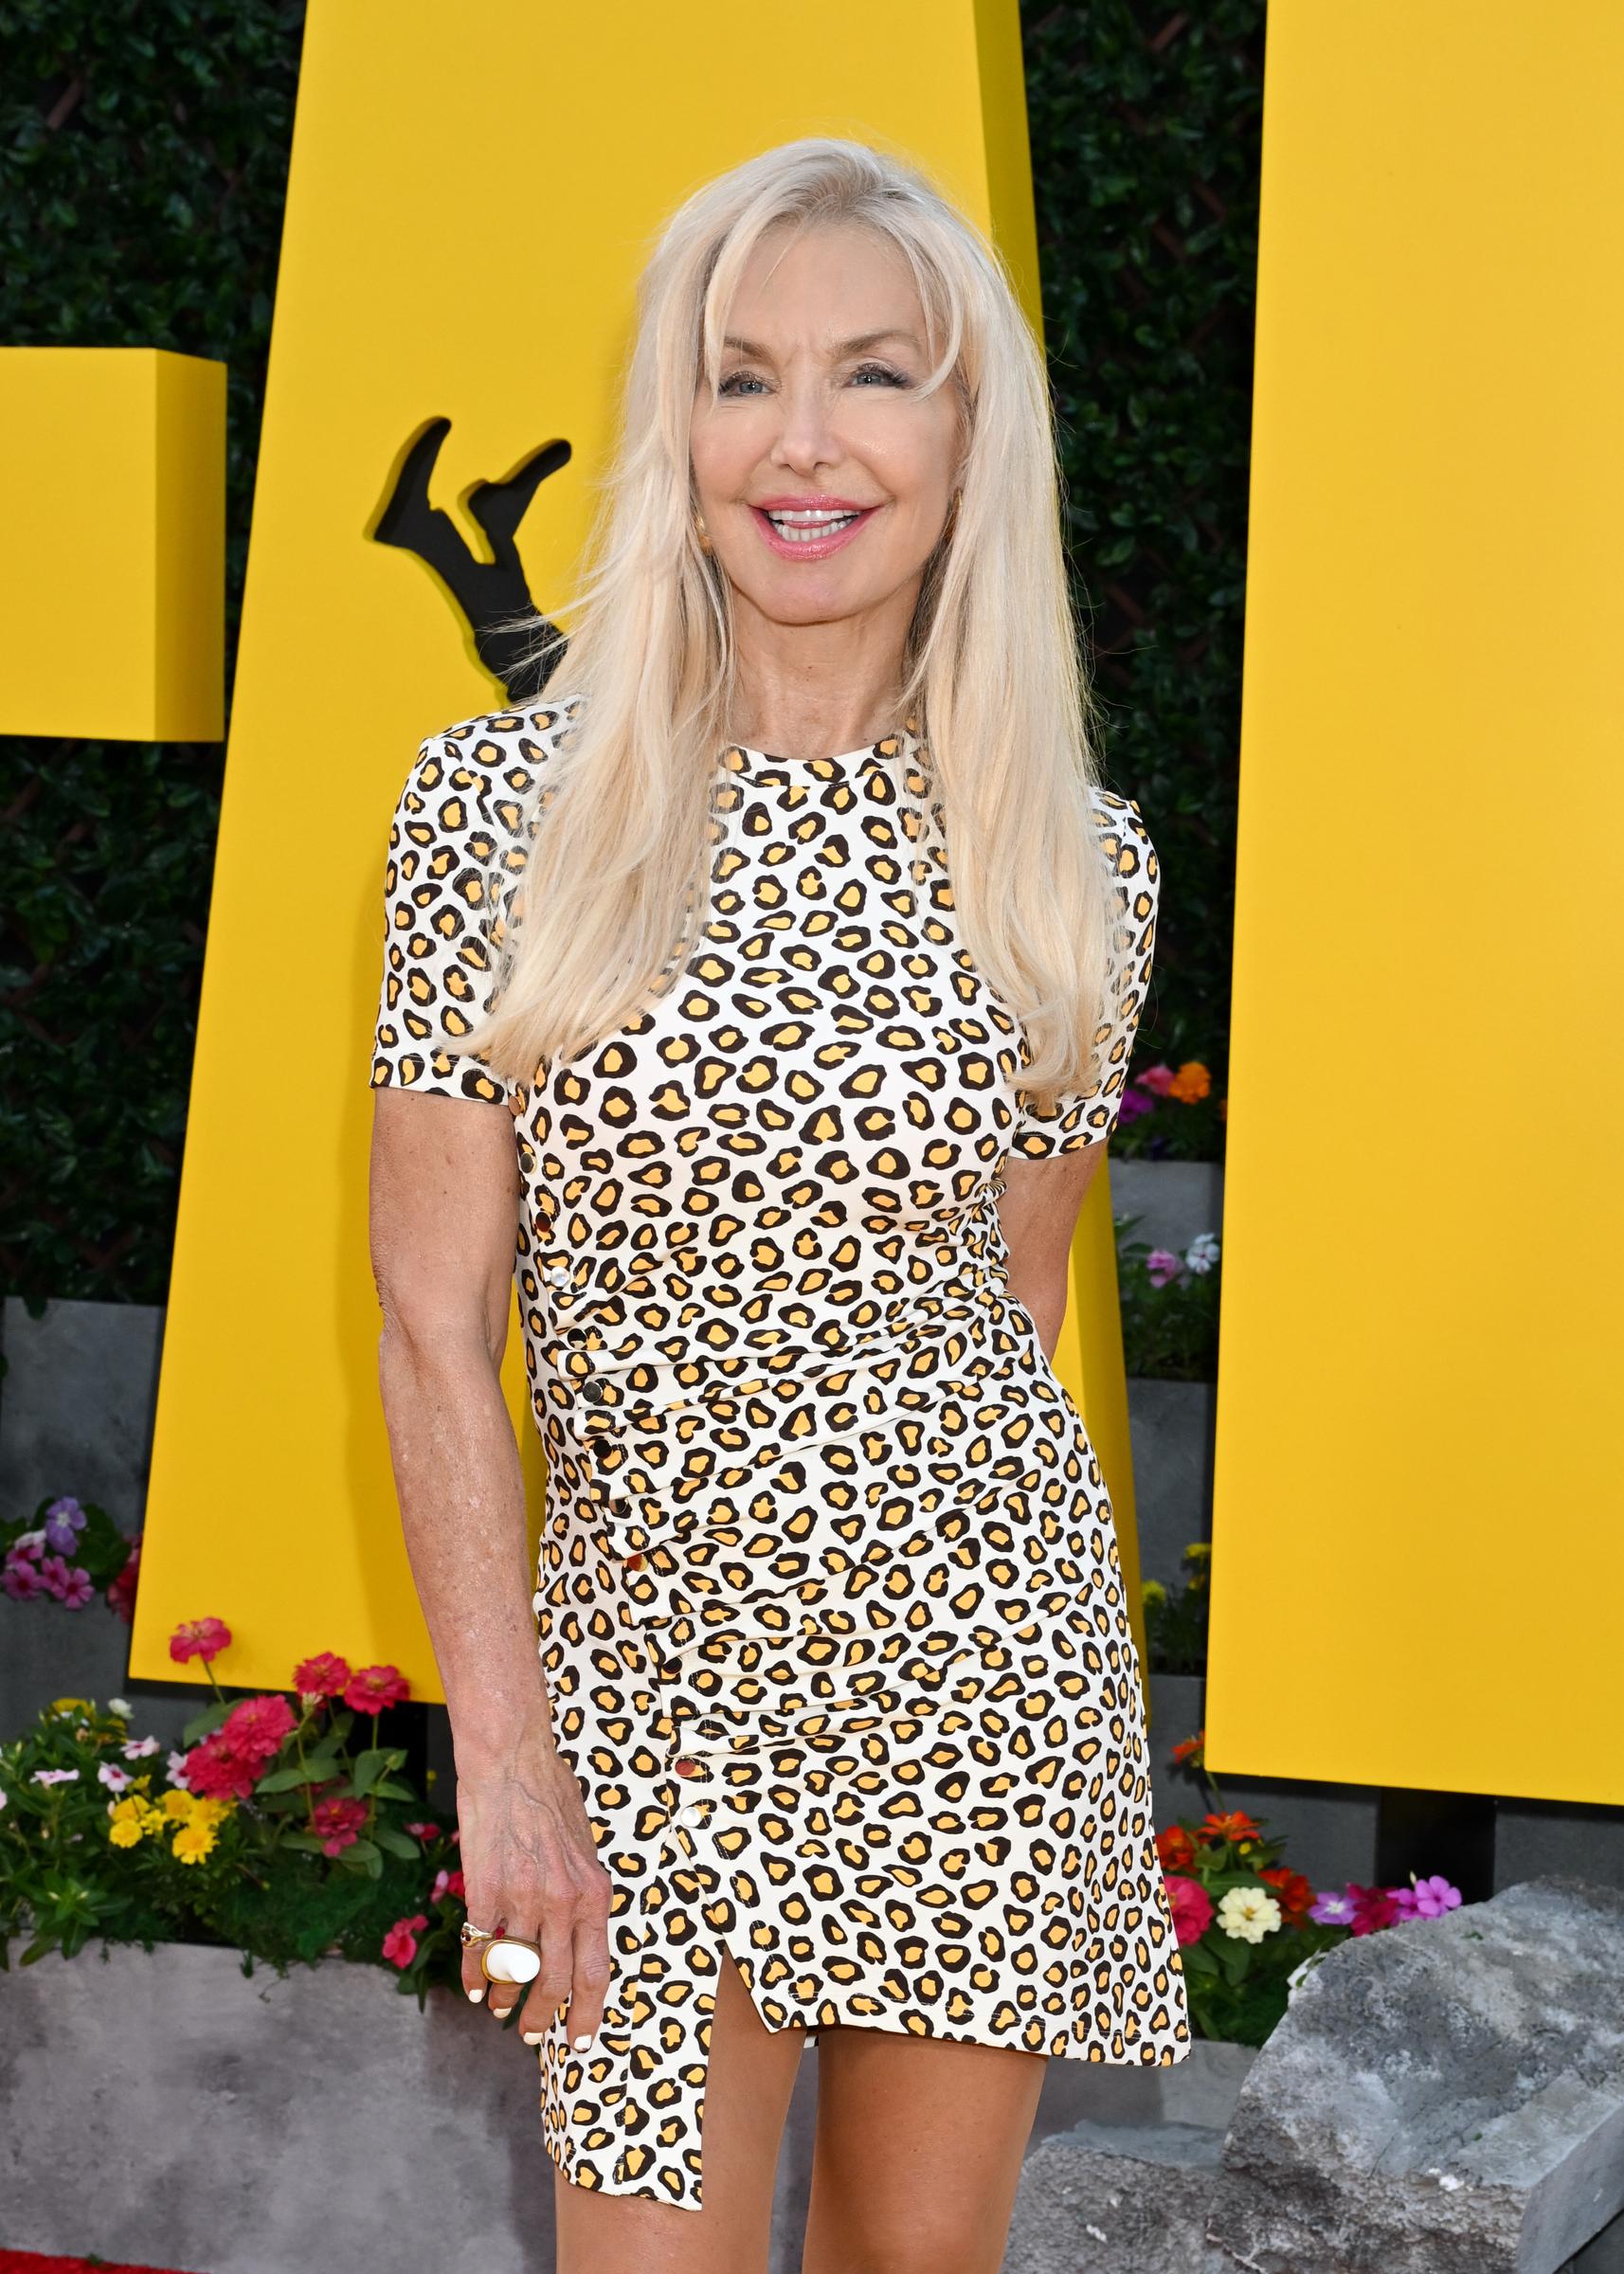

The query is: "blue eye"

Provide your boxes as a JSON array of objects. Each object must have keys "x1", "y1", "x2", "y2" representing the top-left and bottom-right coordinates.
[
  {"x1": 717, "y1": 371, "x2": 767, "y2": 397},
  {"x1": 852, "y1": 362, "x2": 910, "y2": 388}
]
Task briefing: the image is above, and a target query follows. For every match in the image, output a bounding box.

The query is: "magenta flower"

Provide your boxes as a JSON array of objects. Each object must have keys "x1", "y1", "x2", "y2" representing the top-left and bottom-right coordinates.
[
  {"x1": 221, "y1": 1694, "x2": 297, "y2": 1765},
  {"x1": 2, "y1": 1556, "x2": 45, "y2": 1600},
  {"x1": 170, "y1": 1616, "x2": 232, "y2": 1665},
  {"x1": 1136, "y1": 1063, "x2": 1178, "y2": 1096},
  {"x1": 1146, "y1": 1248, "x2": 1184, "y2": 1288},
  {"x1": 1390, "y1": 1873, "x2": 1463, "y2": 1921},
  {"x1": 57, "y1": 1564, "x2": 97, "y2": 1609},
  {"x1": 1118, "y1": 1086, "x2": 1156, "y2": 1126},
  {"x1": 293, "y1": 1651, "x2": 352, "y2": 1700}
]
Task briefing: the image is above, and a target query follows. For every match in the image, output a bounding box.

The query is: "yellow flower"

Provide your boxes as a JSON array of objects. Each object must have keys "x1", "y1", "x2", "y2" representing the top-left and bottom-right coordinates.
[
  {"x1": 50, "y1": 1697, "x2": 93, "y2": 1715},
  {"x1": 161, "y1": 1788, "x2": 195, "y2": 1819},
  {"x1": 1183, "y1": 1543, "x2": 1211, "y2": 1564},
  {"x1": 171, "y1": 1820, "x2": 219, "y2": 1865},
  {"x1": 1141, "y1": 1580, "x2": 1167, "y2": 1608},
  {"x1": 109, "y1": 1815, "x2": 146, "y2": 1848},
  {"x1": 190, "y1": 1796, "x2": 234, "y2": 1827}
]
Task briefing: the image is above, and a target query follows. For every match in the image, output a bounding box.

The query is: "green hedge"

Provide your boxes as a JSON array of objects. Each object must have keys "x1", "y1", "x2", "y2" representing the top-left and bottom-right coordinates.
[{"x1": 0, "y1": 0, "x2": 1261, "y2": 1308}]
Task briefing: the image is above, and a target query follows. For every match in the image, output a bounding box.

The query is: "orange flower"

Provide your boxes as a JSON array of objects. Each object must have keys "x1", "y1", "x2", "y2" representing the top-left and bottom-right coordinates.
[
  {"x1": 1171, "y1": 1729, "x2": 1206, "y2": 1768},
  {"x1": 1200, "y1": 1810, "x2": 1264, "y2": 1846},
  {"x1": 1157, "y1": 1825, "x2": 1198, "y2": 1872},
  {"x1": 1167, "y1": 1060, "x2": 1211, "y2": 1104}
]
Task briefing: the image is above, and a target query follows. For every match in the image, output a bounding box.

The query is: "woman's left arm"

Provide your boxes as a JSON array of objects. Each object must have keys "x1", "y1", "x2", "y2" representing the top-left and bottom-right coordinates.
[{"x1": 997, "y1": 1148, "x2": 1109, "y2": 1360}]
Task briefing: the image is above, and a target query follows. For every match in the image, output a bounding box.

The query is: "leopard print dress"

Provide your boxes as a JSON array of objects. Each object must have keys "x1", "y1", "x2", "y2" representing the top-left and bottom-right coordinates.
[{"x1": 370, "y1": 696, "x2": 1189, "y2": 2211}]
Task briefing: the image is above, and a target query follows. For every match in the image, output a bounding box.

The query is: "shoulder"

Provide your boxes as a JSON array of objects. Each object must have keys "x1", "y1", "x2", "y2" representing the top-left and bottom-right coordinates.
[
  {"x1": 1087, "y1": 782, "x2": 1158, "y2": 900},
  {"x1": 390, "y1": 694, "x2": 585, "y2": 849}
]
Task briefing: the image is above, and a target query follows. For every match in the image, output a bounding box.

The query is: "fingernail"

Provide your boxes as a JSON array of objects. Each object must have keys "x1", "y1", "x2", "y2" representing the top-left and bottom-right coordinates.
[
  {"x1": 523, "y1": 2030, "x2": 545, "y2": 2045},
  {"x1": 572, "y1": 2033, "x2": 593, "y2": 2051},
  {"x1": 467, "y1": 1986, "x2": 485, "y2": 2003}
]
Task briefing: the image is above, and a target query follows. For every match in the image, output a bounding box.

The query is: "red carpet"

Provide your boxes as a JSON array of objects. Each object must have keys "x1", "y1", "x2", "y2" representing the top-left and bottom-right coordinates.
[{"x1": 0, "y1": 2255, "x2": 202, "y2": 2273}]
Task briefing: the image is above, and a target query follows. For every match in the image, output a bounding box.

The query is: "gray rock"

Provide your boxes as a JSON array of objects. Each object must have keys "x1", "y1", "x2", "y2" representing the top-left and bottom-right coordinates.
[
  {"x1": 1009, "y1": 2122, "x2": 1233, "y2": 2274},
  {"x1": 1207, "y1": 1875, "x2": 1624, "y2": 2274}
]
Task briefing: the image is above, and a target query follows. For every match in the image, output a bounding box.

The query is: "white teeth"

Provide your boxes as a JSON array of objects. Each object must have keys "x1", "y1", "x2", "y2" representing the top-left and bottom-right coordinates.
[{"x1": 765, "y1": 508, "x2": 861, "y2": 543}]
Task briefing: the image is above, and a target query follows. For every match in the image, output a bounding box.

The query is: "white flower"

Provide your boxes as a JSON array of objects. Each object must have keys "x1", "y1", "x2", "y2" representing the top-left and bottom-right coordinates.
[
  {"x1": 1185, "y1": 1233, "x2": 1220, "y2": 1275},
  {"x1": 0, "y1": 1783, "x2": 9, "y2": 1810},
  {"x1": 121, "y1": 1736, "x2": 160, "y2": 1759},
  {"x1": 107, "y1": 1696, "x2": 133, "y2": 1719},
  {"x1": 167, "y1": 1749, "x2": 191, "y2": 1789},
  {"x1": 12, "y1": 1527, "x2": 47, "y2": 1553},
  {"x1": 1217, "y1": 1886, "x2": 1282, "y2": 1943},
  {"x1": 31, "y1": 1767, "x2": 81, "y2": 1787},
  {"x1": 99, "y1": 1762, "x2": 132, "y2": 1792}
]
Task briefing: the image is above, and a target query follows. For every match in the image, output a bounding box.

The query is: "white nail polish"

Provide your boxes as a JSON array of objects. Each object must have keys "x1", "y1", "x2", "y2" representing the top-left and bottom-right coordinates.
[
  {"x1": 572, "y1": 2033, "x2": 593, "y2": 2051},
  {"x1": 468, "y1": 1986, "x2": 485, "y2": 2003},
  {"x1": 523, "y1": 2030, "x2": 544, "y2": 2045}
]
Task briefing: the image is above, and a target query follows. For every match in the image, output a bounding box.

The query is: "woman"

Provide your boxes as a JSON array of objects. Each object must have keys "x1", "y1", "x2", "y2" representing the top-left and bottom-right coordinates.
[{"x1": 369, "y1": 136, "x2": 1186, "y2": 2274}]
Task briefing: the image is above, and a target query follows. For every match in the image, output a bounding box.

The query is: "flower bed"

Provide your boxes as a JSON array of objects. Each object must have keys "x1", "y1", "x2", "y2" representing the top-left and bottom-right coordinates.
[{"x1": 0, "y1": 1618, "x2": 464, "y2": 1994}]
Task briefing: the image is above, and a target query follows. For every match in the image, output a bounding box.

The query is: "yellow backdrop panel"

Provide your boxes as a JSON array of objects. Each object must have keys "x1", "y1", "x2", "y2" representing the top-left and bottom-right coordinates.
[
  {"x1": 132, "y1": 0, "x2": 1151, "y2": 1700},
  {"x1": 1207, "y1": 0, "x2": 1624, "y2": 1805},
  {"x1": 0, "y1": 348, "x2": 224, "y2": 741}
]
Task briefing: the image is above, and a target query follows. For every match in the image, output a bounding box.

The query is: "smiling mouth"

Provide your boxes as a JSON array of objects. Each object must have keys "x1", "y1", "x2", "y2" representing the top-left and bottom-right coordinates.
[{"x1": 761, "y1": 506, "x2": 867, "y2": 542}]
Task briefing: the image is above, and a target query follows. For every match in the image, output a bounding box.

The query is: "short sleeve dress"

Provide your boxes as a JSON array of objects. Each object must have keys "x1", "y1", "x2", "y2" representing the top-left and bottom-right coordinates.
[{"x1": 370, "y1": 699, "x2": 1188, "y2": 2211}]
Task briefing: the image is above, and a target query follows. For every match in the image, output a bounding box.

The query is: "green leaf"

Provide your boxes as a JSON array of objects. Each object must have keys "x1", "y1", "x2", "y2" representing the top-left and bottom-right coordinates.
[
  {"x1": 181, "y1": 1702, "x2": 233, "y2": 1746},
  {"x1": 255, "y1": 1763, "x2": 319, "y2": 1794},
  {"x1": 371, "y1": 1824, "x2": 424, "y2": 1861}
]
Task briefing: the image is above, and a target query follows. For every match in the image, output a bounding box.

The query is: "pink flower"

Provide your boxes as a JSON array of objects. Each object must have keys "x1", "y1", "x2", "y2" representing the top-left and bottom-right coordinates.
[
  {"x1": 56, "y1": 1564, "x2": 97, "y2": 1609},
  {"x1": 183, "y1": 1731, "x2": 260, "y2": 1801},
  {"x1": 311, "y1": 1796, "x2": 370, "y2": 1855},
  {"x1": 1346, "y1": 1883, "x2": 1398, "y2": 1937},
  {"x1": 383, "y1": 1913, "x2": 429, "y2": 1968},
  {"x1": 1146, "y1": 1248, "x2": 1184, "y2": 1288},
  {"x1": 292, "y1": 1651, "x2": 351, "y2": 1700},
  {"x1": 404, "y1": 1820, "x2": 441, "y2": 1841},
  {"x1": 1390, "y1": 1873, "x2": 1463, "y2": 1921},
  {"x1": 431, "y1": 1867, "x2": 467, "y2": 1904},
  {"x1": 99, "y1": 1761, "x2": 133, "y2": 1792},
  {"x1": 170, "y1": 1616, "x2": 232, "y2": 1665},
  {"x1": 2, "y1": 1555, "x2": 45, "y2": 1600},
  {"x1": 221, "y1": 1694, "x2": 297, "y2": 1765},
  {"x1": 1136, "y1": 1063, "x2": 1178, "y2": 1096},
  {"x1": 1164, "y1": 1873, "x2": 1214, "y2": 1944},
  {"x1": 343, "y1": 1664, "x2": 411, "y2": 1717}
]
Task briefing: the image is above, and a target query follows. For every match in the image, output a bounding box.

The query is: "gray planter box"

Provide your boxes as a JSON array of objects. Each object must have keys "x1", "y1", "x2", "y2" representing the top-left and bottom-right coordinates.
[
  {"x1": 1110, "y1": 1159, "x2": 1224, "y2": 1259},
  {"x1": 1126, "y1": 1376, "x2": 1216, "y2": 1585},
  {"x1": 0, "y1": 1938, "x2": 1236, "y2": 2274}
]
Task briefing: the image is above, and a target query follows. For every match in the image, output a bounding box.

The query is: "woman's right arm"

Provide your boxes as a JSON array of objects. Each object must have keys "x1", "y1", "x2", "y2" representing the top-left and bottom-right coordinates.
[{"x1": 368, "y1": 1084, "x2": 611, "y2": 2049}]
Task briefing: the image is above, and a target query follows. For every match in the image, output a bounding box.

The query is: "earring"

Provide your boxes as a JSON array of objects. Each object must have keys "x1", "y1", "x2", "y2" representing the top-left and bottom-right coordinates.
[{"x1": 693, "y1": 509, "x2": 714, "y2": 555}]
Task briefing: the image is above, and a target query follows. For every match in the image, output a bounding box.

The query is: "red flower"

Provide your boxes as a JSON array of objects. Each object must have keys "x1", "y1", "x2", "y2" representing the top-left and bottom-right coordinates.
[
  {"x1": 432, "y1": 1866, "x2": 467, "y2": 1904},
  {"x1": 170, "y1": 1616, "x2": 232, "y2": 1665},
  {"x1": 343, "y1": 1664, "x2": 411, "y2": 1716},
  {"x1": 183, "y1": 1731, "x2": 260, "y2": 1801},
  {"x1": 1261, "y1": 1866, "x2": 1315, "y2": 1924},
  {"x1": 1164, "y1": 1873, "x2": 1214, "y2": 1945},
  {"x1": 222, "y1": 1694, "x2": 297, "y2": 1765},
  {"x1": 107, "y1": 1532, "x2": 142, "y2": 1624},
  {"x1": 293, "y1": 1651, "x2": 352, "y2": 1699},
  {"x1": 1346, "y1": 1883, "x2": 1398, "y2": 1937},
  {"x1": 1157, "y1": 1825, "x2": 1198, "y2": 1872},
  {"x1": 311, "y1": 1796, "x2": 370, "y2": 1856},
  {"x1": 1170, "y1": 1729, "x2": 1205, "y2": 1768},
  {"x1": 383, "y1": 1913, "x2": 428, "y2": 1969}
]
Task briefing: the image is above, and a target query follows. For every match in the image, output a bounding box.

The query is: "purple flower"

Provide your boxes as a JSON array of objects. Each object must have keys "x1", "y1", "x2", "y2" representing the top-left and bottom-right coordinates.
[
  {"x1": 1118, "y1": 1087, "x2": 1156, "y2": 1126},
  {"x1": 1309, "y1": 1886, "x2": 1359, "y2": 1926},
  {"x1": 44, "y1": 1497, "x2": 87, "y2": 1553},
  {"x1": 2, "y1": 1556, "x2": 45, "y2": 1600},
  {"x1": 1146, "y1": 1248, "x2": 1184, "y2": 1289}
]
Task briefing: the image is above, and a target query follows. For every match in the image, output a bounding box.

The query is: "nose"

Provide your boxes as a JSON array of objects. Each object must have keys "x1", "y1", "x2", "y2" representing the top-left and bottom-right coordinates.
[{"x1": 768, "y1": 370, "x2": 841, "y2": 477}]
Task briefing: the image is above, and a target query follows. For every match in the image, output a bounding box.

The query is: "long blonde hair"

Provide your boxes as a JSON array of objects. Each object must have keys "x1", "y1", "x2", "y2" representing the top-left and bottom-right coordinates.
[{"x1": 461, "y1": 135, "x2": 1118, "y2": 1108}]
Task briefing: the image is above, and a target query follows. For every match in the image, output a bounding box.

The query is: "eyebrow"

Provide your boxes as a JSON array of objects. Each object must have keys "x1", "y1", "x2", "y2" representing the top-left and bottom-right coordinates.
[{"x1": 721, "y1": 328, "x2": 923, "y2": 359}]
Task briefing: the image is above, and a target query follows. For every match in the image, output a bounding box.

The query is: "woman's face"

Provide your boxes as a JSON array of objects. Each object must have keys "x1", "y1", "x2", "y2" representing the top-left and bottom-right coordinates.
[{"x1": 689, "y1": 221, "x2": 963, "y2": 636}]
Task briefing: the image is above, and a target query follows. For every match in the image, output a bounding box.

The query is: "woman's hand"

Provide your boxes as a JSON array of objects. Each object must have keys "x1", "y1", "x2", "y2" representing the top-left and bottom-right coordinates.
[{"x1": 457, "y1": 1740, "x2": 614, "y2": 2051}]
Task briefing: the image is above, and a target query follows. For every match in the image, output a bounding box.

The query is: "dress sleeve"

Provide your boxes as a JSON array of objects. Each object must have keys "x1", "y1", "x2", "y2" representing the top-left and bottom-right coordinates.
[
  {"x1": 369, "y1": 731, "x2": 520, "y2": 1107},
  {"x1": 1011, "y1": 790, "x2": 1160, "y2": 1158}
]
